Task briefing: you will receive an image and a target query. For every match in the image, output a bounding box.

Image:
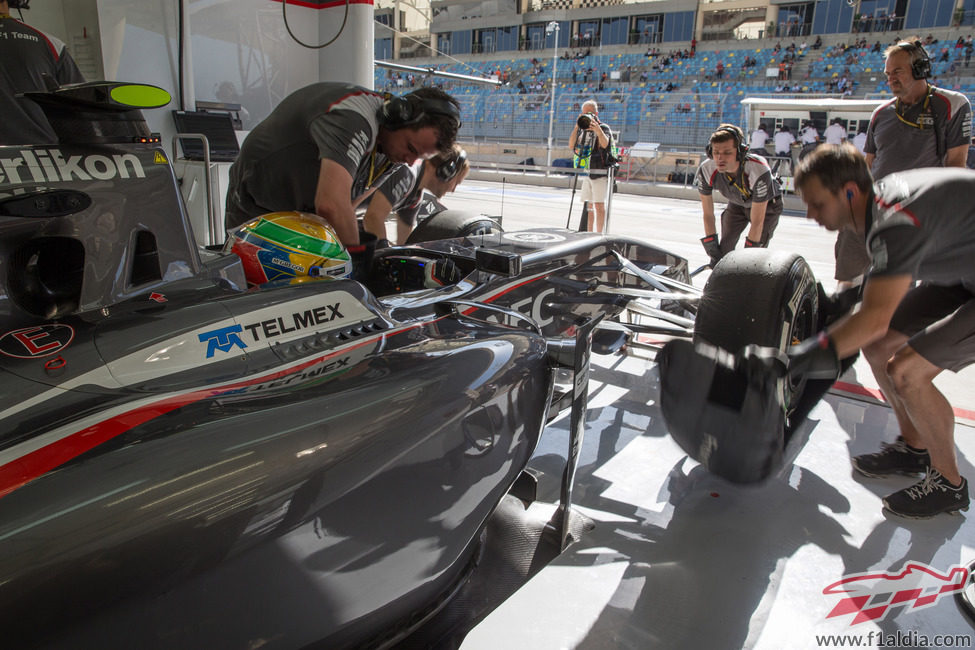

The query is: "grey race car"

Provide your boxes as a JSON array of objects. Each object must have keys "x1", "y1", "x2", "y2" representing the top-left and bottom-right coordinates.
[{"x1": 0, "y1": 82, "x2": 820, "y2": 648}]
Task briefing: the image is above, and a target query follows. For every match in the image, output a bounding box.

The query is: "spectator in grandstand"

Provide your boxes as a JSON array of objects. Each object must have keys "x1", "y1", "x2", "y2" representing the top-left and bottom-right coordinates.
[
  {"x1": 749, "y1": 123, "x2": 770, "y2": 152},
  {"x1": 792, "y1": 144, "x2": 973, "y2": 518},
  {"x1": 360, "y1": 145, "x2": 469, "y2": 245},
  {"x1": 824, "y1": 118, "x2": 848, "y2": 145},
  {"x1": 696, "y1": 124, "x2": 783, "y2": 267},
  {"x1": 837, "y1": 40, "x2": 974, "y2": 287},
  {"x1": 569, "y1": 99, "x2": 616, "y2": 233},
  {"x1": 813, "y1": 35, "x2": 822, "y2": 49}
]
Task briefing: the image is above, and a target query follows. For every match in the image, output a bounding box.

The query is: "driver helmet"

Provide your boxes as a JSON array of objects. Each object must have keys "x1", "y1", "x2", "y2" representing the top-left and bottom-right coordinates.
[{"x1": 225, "y1": 211, "x2": 352, "y2": 285}]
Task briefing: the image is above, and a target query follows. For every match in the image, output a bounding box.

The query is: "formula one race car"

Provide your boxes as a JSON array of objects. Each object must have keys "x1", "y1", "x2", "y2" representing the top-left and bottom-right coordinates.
[{"x1": 0, "y1": 83, "x2": 820, "y2": 648}]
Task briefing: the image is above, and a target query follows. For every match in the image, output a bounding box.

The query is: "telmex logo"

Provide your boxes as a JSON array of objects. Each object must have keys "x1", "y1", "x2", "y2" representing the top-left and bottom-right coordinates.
[
  {"x1": 0, "y1": 149, "x2": 147, "y2": 185},
  {"x1": 823, "y1": 561, "x2": 969, "y2": 626},
  {"x1": 198, "y1": 302, "x2": 347, "y2": 358}
]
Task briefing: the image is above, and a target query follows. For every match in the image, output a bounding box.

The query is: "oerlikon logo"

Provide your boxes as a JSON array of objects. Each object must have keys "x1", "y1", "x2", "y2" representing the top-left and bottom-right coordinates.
[{"x1": 823, "y1": 562, "x2": 969, "y2": 626}]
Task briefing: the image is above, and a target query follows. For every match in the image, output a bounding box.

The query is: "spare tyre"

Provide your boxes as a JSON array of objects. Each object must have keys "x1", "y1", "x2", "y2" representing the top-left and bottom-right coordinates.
[{"x1": 405, "y1": 209, "x2": 502, "y2": 245}]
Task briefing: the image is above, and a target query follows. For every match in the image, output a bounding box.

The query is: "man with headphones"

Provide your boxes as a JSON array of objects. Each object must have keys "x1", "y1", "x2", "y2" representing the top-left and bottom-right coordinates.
[
  {"x1": 225, "y1": 83, "x2": 460, "y2": 254},
  {"x1": 0, "y1": 0, "x2": 86, "y2": 144},
  {"x1": 360, "y1": 145, "x2": 470, "y2": 245},
  {"x1": 788, "y1": 143, "x2": 974, "y2": 518},
  {"x1": 695, "y1": 124, "x2": 783, "y2": 267},
  {"x1": 835, "y1": 40, "x2": 972, "y2": 286}
]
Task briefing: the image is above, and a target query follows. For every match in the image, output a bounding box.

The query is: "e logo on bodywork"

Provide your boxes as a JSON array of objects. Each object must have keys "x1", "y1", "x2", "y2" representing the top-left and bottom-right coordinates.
[{"x1": 0, "y1": 324, "x2": 75, "y2": 358}]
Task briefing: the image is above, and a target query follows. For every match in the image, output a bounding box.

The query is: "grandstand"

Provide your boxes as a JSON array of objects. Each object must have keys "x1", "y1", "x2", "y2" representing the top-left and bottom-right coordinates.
[{"x1": 375, "y1": 0, "x2": 975, "y2": 173}]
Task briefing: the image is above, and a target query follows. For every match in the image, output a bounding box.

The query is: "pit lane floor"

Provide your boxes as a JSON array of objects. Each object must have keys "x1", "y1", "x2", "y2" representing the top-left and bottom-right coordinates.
[{"x1": 442, "y1": 179, "x2": 975, "y2": 649}]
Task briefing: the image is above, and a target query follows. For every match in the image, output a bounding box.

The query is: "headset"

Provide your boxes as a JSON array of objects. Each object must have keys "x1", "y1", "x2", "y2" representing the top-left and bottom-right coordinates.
[
  {"x1": 706, "y1": 124, "x2": 748, "y2": 161},
  {"x1": 898, "y1": 40, "x2": 932, "y2": 80},
  {"x1": 381, "y1": 92, "x2": 462, "y2": 131},
  {"x1": 435, "y1": 148, "x2": 467, "y2": 182}
]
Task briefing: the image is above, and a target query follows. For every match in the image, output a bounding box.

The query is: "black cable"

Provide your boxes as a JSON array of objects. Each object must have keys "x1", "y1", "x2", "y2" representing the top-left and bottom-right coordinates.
[
  {"x1": 283, "y1": 0, "x2": 350, "y2": 50},
  {"x1": 178, "y1": 0, "x2": 184, "y2": 110}
]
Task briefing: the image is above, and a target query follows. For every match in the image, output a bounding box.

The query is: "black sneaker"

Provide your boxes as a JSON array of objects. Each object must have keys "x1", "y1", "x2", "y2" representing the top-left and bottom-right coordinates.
[
  {"x1": 852, "y1": 437, "x2": 930, "y2": 478},
  {"x1": 883, "y1": 470, "x2": 970, "y2": 519}
]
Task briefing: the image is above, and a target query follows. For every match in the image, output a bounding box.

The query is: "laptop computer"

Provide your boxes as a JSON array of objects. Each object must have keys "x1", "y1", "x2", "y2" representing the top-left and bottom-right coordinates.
[{"x1": 172, "y1": 110, "x2": 241, "y2": 162}]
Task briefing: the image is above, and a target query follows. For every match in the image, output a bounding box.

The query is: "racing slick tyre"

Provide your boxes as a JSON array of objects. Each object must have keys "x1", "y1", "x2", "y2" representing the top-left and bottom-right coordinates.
[
  {"x1": 693, "y1": 248, "x2": 818, "y2": 415},
  {"x1": 659, "y1": 249, "x2": 819, "y2": 484},
  {"x1": 406, "y1": 209, "x2": 503, "y2": 245}
]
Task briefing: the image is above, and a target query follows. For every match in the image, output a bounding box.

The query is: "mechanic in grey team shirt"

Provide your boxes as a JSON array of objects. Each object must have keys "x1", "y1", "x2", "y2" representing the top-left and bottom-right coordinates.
[
  {"x1": 695, "y1": 124, "x2": 783, "y2": 267},
  {"x1": 788, "y1": 143, "x2": 973, "y2": 519},
  {"x1": 0, "y1": 0, "x2": 85, "y2": 145},
  {"x1": 225, "y1": 83, "x2": 460, "y2": 248},
  {"x1": 834, "y1": 40, "x2": 972, "y2": 287},
  {"x1": 360, "y1": 144, "x2": 470, "y2": 245}
]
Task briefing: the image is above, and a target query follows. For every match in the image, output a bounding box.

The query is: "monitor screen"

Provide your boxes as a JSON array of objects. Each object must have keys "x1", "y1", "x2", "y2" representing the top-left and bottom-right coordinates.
[{"x1": 171, "y1": 110, "x2": 240, "y2": 161}]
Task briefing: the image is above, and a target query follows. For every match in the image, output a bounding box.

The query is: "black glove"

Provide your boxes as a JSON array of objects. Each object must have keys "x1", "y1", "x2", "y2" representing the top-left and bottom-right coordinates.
[
  {"x1": 375, "y1": 238, "x2": 391, "y2": 250},
  {"x1": 816, "y1": 282, "x2": 861, "y2": 329},
  {"x1": 347, "y1": 232, "x2": 377, "y2": 283},
  {"x1": 700, "y1": 234, "x2": 722, "y2": 267},
  {"x1": 787, "y1": 332, "x2": 841, "y2": 381},
  {"x1": 743, "y1": 237, "x2": 762, "y2": 248}
]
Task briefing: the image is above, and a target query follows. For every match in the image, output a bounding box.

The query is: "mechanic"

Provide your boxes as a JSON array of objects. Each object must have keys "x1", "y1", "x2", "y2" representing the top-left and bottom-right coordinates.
[
  {"x1": 568, "y1": 99, "x2": 617, "y2": 233},
  {"x1": 360, "y1": 145, "x2": 470, "y2": 245},
  {"x1": 749, "y1": 123, "x2": 770, "y2": 153},
  {"x1": 835, "y1": 40, "x2": 972, "y2": 289},
  {"x1": 790, "y1": 143, "x2": 972, "y2": 518},
  {"x1": 0, "y1": 0, "x2": 85, "y2": 145},
  {"x1": 224, "y1": 83, "x2": 461, "y2": 250},
  {"x1": 823, "y1": 118, "x2": 848, "y2": 145},
  {"x1": 696, "y1": 124, "x2": 783, "y2": 267}
]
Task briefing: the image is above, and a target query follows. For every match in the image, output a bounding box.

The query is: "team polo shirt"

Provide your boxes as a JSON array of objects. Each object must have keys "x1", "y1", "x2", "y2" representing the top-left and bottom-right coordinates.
[
  {"x1": 0, "y1": 16, "x2": 85, "y2": 144},
  {"x1": 226, "y1": 83, "x2": 401, "y2": 229},
  {"x1": 867, "y1": 167, "x2": 975, "y2": 290},
  {"x1": 864, "y1": 85, "x2": 972, "y2": 180},
  {"x1": 695, "y1": 154, "x2": 781, "y2": 208},
  {"x1": 362, "y1": 161, "x2": 428, "y2": 226}
]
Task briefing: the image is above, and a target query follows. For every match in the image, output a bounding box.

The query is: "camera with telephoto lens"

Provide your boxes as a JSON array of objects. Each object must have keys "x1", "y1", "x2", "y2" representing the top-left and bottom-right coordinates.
[{"x1": 577, "y1": 113, "x2": 598, "y2": 130}]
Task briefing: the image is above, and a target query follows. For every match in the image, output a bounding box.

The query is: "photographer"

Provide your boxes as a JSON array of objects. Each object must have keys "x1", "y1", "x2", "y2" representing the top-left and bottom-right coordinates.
[{"x1": 569, "y1": 100, "x2": 616, "y2": 232}]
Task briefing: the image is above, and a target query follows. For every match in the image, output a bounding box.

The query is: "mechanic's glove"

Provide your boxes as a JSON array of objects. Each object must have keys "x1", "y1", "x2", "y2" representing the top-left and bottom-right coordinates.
[
  {"x1": 787, "y1": 332, "x2": 841, "y2": 381},
  {"x1": 423, "y1": 258, "x2": 461, "y2": 288},
  {"x1": 743, "y1": 237, "x2": 763, "y2": 248},
  {"x1": 816, "y1": 282, "x2": 861, "y2": 329},
  {"x1": 348, "y1": 232, "x2": 377, "y2": 283},
  {"x1": 375, "y1": 238, "x2": 391, "y2": 250},
  {"x1": 700, "y1": 234, "x2": 723, "y2": 267}
]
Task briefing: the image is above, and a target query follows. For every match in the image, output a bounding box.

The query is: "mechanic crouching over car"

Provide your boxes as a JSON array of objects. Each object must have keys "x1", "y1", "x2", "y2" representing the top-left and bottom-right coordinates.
[
  {"x1": 788, "y1": 143, "x2": 973, "y2": 519},
  {"x1": 224, "y1": 83, "x2": 461, "y2": 269},
  {"x1": 359, "y1": 144, "x2": 470, "y2": 245}
]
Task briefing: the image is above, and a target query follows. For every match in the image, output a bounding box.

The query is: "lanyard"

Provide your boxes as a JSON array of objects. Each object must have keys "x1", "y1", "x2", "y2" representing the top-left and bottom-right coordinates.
[
  {"x1": 894, "y1": 85, "x2": 934, "y2": 130},
  {"x1": 726, "y1": 171, "x2": 751, "y2": 200},
  {"x1": 367, "y1": 147, "x2": 391, "y2": 187}
]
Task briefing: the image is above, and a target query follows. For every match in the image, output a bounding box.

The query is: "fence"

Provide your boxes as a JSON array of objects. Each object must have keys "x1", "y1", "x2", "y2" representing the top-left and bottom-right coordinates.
[{"x1": 453, "y1": 91, "x2": 729, "y2": 151}]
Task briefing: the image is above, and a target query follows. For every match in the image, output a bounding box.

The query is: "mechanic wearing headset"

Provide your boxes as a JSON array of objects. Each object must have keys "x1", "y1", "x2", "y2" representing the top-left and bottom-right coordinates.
[
  {"x1": 0, "y1": 0, "x2": 85, "y2": 145},
  {"x1": 695, "y1": 124, "x2": 783, "y2": 267},
  {"x1": 835, "y1": 40, "x2": 972, "y2": 288},
  {"x1": 788, "y1": 143, "x2": 973, "y2": 518},
  {"x1": 360, "y1": 145, "x2": 470, "y2": 245},
  {"x1": 224, "y1": 83, "x2": 461, "y2": 251}
]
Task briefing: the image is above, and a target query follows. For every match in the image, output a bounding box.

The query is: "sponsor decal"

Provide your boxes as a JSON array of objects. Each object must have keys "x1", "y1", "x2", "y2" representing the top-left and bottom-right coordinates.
[
  {"x1": 149, "y1": 292, "x2": 167, "y2": 303},
  {"x1": 0, "y1": 149, "x2": 147, "y2": 185},
  {"x1": 502, "y1": 232, "x2": 566, "y2": 243},
  {"x1": 198, "y1": 299, "x2": 353, "y2": 358},
  {"x1": 346, "y1": 130, "x2": 370, "y2": 167},
  {"x1": 0, "y1": 324, "x2": 75, "y2": 359},
  {"x1": 823, "y1": 561, "x2": 969, "y2": 625},
  {"x1": 198, "y1": 325, "x2": 248, "y2": 359}
]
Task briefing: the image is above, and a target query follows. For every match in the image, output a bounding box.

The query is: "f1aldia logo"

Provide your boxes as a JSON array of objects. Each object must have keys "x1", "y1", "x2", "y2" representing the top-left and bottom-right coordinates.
[
  {"x1": 823, "y1": 561, "x2": 969, "y2": 625},
  {"x1": 0, "y1": 324, "x2": 75, "y2": 359}
]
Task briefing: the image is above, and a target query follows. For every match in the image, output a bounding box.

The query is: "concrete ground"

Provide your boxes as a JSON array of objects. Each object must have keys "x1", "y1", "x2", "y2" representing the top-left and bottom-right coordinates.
[{"x1": 427, "y1": 176, "x2": 975, "y2": 650}]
